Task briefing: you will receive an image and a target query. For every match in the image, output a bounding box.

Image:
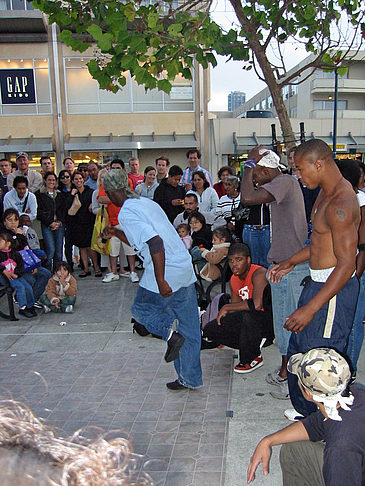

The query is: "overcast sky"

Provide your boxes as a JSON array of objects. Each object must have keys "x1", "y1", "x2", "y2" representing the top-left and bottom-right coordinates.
[{"x1": 207, "y1": 0, "x2": 309, "y2": 111}]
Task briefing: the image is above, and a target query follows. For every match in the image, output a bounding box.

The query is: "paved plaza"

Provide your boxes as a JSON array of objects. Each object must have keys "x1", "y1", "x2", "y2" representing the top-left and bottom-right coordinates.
[{"x1": 0, "y1": 271, "x2": 364, "y2": 485}]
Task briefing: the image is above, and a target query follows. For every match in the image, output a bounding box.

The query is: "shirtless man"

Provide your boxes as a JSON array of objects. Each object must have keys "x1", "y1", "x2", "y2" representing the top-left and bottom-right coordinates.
[{"x1": 268, "y1": 139, "x2": 360, "y2": 419}]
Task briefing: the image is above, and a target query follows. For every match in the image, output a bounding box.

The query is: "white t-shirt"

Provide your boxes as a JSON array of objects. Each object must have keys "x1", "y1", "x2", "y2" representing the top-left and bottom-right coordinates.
[
  {"x1": 118, "y1": 197, "x2": 196, "y2": 293},
  {"x1": 357, "y1": 190, "x2": 365, "y2": 208}
]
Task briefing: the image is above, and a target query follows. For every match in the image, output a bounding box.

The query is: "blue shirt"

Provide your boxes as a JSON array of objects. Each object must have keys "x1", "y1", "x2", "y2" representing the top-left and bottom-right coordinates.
[
  {"x1": 181, "y1": 164, "x2": 213, "y2": 187},
  {"x1": 84, "y1": 177, "x2": 98, "y2": 191},
  {"x1": 118, "y1": 197, "x2": 196, "y2": 293}
]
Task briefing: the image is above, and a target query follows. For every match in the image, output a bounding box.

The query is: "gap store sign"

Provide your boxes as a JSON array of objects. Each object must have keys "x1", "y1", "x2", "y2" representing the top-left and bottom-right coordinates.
[{"x1": 0, "y1": 69, "x2": 36, "y2": 104}]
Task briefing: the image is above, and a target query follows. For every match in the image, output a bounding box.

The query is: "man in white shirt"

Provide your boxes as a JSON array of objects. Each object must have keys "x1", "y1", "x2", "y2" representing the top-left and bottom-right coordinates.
[{"x1": 3, "y1": 175, "x2": 37, "y2": 220}]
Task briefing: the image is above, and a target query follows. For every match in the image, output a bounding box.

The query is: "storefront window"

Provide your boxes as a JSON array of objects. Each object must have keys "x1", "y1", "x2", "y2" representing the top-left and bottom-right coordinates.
[{"x1": 0, "y1": 57, "x2": 51, "y2": 115}]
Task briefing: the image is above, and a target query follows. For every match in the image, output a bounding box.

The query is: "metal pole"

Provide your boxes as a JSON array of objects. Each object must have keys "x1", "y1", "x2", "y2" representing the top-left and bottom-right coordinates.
[{"x1": 333, "y1": 68, "x2": 338, "y2": 158}]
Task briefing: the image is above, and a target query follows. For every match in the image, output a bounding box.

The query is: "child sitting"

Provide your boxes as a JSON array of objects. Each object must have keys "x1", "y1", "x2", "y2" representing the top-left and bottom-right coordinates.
[
  {"x1": 40, "y1": 261, "x2": 77, "y2": 313},
  {"x1": 177, "y1": 223, "x2": 193, "y2": 250},
  {"x1": 0, "y1": 231, "x2": 36, "y2": 318},
  {"x1": 200, "y1": 226, "x2": 232, "y2": 281}
]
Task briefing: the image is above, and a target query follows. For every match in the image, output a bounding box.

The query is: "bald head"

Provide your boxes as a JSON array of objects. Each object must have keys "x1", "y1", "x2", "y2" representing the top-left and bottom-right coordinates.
[{"x1": 295, "y1": 139, "x2": 334, "y2": 165}]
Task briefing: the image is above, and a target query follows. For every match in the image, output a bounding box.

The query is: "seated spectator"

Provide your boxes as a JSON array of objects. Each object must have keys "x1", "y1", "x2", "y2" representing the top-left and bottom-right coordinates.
[
  {"x1": 35, "y1": 172, "x2": 66, "y2": 270},
  {"x1": 40, "y1": 261, "x2": 77, "y2": 313},
  {"x1": 200, "y1": 226, "x2": 231, "y2": 281},
  {"x1": 188, "y1": 211, "x2": 212, "y2": 271},
  {"x1": 203, "y1": 242, "x2": 270, "y2": 373},
  {"x1": 215, "y1": 175, "x2": 243, "y2": 240},
  {"x1": 187, "y1": 171, "x2": 219, "y2": 213},
  {"x1": 1, "y1": 208, "x2": 51, "y2": 308},
  {"x1": 213, "y1": 166, "x2": 234, "y2": 198},
  {"x1": 0, "y1": 230, "x2": 36, "y2": 318},
  {"x1": 135, "y1": 166, "x2": 158, "y2": 199},
  {"x1": 177, "y1": 223, "x2": 192, "y2": 250},
  {"x1": 3, "y1": 176, "x2": 37, "y2": 221},
  {"x1": 173, "y1": 193, "x2": 219, "y2": 229},
  {"x1": 153, "y1": 165, "x2": 185, "y2": 223}
]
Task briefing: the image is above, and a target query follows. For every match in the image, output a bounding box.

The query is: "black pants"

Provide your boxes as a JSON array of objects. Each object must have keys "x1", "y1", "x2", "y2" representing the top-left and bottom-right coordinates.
[{"x1": 203, "y1": 310, "x2": 268, "y2": 364}]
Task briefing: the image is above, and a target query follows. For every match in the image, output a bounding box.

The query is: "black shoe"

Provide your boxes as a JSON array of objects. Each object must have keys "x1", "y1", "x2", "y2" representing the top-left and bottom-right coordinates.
[
  {"x1": 33, "y1": 301, "x2": 43, "y2": 309},
  {"x1": 29, "y1": 306, "x2": 37, "y2": 317},
  {"x1": 164, "y1": 331, "x2": 185, "y2": 363},
  {"x1": 166, "y1": 380, "x2": 189, "y2": 390},
  {"x1": 19, "y1": 307, "x2": 35, "y2": 318},
  {"x1": 132, "y1": 319, "x2": 150, "y2": 337},
  {"x1": 262, "y1": 338, "x2": 274, "y2": 348}
]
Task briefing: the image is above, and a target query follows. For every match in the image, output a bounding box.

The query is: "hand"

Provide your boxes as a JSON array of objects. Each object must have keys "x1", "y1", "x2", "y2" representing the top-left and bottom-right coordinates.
[
  {"x1": 171, "y1": 199, "x2": 183, "y2": 206},
  {"x1": 157, "y1": 279, "x2": 172, "y2": 298},
  {"x1": 200, "y1": 247, "x2": 207, "y2": 253},
  {"x1": 101, "y1": 224, "x2": 116, "y2": 239},
  {"x1": 16, "y1": 228, "x2": 23, "y2": 234},
  {"x1": 185, "y1": 183, "x2": 192, "y2": 191},
  {"x1": 268, "y1": 260, "x2": 294, "y2": 283},
  {"x1": 50, "y1": 222, "x2": 58, "y2": 230},
  {"x1": 247, "y1": 438, "x2": 271, "y2": 483},
  {"x1": 248, "y1": 145, "x2": 269, "y2": 163},
  {"x1": 227, "y1": 222, "x2": 235, "y2": 231},
  {"x1": 71, "y1": 188, "x2": 78, "y2": 196},
  {"x1": 283, "y1": 305, "x2": 315, "y2": 333},
  {"x1": 274, "y1": 140, "x2": 282, "y2": 155},
  {"x1": 31, "y1": 268, "x2": 38, "y2": 275},
  {"x1": 217, "y1": 306, "x2": 229, "y2": 325},
  {"x1": 25, "y1": 208, "x2": 31, "y2": 214},
  {"x1": 3, "y1": 270, "x2": 16, "y2": 280},
  {"x1": 54, "y1": 299, "x2": 60, "y2": 309},
  {"x1": 88, "y1": 203, "x2": 93, "y2": 212}
]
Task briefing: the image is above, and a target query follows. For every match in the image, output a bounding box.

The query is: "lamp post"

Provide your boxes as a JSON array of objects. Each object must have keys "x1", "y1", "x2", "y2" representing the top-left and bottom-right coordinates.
[{"x1": 332, "y1": 67, "x2": 338, "y2": 158}]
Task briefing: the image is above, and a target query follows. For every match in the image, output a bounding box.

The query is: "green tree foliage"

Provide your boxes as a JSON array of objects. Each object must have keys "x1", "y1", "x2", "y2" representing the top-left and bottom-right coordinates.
[{"x1": 33, "y1": 0, "x2": 365, "y2": 145}]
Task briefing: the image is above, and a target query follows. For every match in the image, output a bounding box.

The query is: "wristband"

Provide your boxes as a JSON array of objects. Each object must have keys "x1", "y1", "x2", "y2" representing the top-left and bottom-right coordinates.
[{"x1": 244, "y1": 158, "x2": 257, "y2": 169}]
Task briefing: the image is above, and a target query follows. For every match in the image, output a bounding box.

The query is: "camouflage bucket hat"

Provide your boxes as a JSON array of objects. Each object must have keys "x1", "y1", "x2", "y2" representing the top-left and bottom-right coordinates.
[
  {"x1": 287, "y1": 347, "x2": 351, "y2": 398},
  {"x1": 103, "y1": 169, "x2": 139, "y2": 199}
]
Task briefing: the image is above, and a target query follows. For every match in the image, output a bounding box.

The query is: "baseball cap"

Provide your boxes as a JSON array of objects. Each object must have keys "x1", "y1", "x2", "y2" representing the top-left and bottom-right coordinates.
[
  {"x1": 257, "y1": 149, "x2": 280, "y2": 169},
  {"x1": 288, "y1": 347, "x2": 351, "y2": 398},
  {"x1": 16, "y1": 151, "x2": 29, "y2": 159}
]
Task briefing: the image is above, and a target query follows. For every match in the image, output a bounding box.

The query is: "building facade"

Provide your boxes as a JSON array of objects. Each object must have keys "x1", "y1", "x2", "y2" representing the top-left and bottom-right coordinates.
[
  {"x1": 0, "y1": 4, "x2": 210, "y2": 173},
  {"x1": 228, "y1": 91, "x2": 246, "y2": 112}
]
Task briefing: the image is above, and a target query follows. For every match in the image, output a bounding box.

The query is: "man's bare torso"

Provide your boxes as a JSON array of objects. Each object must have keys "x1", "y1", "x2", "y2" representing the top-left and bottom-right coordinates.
[{"x1": 310, "y1": 178, "x2": 359, "y2": 270}]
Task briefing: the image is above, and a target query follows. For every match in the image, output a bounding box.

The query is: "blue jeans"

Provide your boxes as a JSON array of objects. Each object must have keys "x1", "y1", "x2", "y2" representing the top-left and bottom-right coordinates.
[
  {"x1": 22, "y1": 266, "x2": 52, "y2": 301},
  {"x1": 0, "y1": 275, "x2": 34, "y2": 308},
  {"x1": 288, "y1": 275, "x2": 358, "y2": 416},
  {"x1": 41, "y1": 224, "x2": 65, "y2": 269},
  {"x1": 268, "y1": 262, "x2": 310, "y2": 355},
  {"x1": 132, "y1": 284, "x2": 203, "y2": 388},
  {"x1": 242, "y1": 225, "x2": 270, "y2": 267},
  {"x1": 347, "y1": 273, "x2": 365, "y2": 373}
]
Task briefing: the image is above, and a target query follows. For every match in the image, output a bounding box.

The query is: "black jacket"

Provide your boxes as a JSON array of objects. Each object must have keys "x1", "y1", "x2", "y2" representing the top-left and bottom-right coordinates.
[
  {"x1": 35, "y1": 188, "x2": 67, "y2": 227},
  {"x1": 153, "y1": 178, "x2": 185, "y2": 223},
  {"x1": 192, "y1": 225, "x2": 212, "y2": 249}
]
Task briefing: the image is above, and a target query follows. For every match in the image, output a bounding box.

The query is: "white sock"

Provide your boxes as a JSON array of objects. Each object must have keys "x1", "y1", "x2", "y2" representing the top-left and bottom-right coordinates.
[{"x1": 168, "y1": 329, "x2": 174, "y2": 341}]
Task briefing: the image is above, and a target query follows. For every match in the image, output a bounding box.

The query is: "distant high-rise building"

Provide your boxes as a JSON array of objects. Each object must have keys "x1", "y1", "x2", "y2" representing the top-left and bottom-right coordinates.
[{"x1": 228, "y1": 91, "x2": 246, "y2": 111}]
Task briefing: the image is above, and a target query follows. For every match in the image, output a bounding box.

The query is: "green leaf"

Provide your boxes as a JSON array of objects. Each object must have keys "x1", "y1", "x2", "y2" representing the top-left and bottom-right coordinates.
[
  {"x1": 148, "y1": 12, "x2": 159, "y2": 29},
  {"x1": 157, "y1": 79, "x2": 172, "y2": 93},
  {"x1": 123, "y1": 3, "x2": 136, "y2": 22},
  {"x1": 167, "y1": 23, "x2": 183, "y2": 36}
]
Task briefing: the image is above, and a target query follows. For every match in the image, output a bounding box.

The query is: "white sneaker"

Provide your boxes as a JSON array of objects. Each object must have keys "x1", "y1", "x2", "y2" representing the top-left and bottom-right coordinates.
[
  {"x1": 284, "y1": 408, "x2": 304, "y2": 421},
  {"x1": 130, "y1": 271, "x2": 139, "y2": 283},
  {"x1": 270, "y1": 380, "x2": 290, "y2": 400},
  {"x1": 120, "y1": 271, "x2": 130, "y2": 278},
  {"x1": 65, "y1": 305, "x2": 74, "y2": 313},
  {"x1": 102, "y1": 272, "x2": 119, "y2": 283},
  {"x1": 43, "y1": 305, "x2": 51, "y2": 314}
]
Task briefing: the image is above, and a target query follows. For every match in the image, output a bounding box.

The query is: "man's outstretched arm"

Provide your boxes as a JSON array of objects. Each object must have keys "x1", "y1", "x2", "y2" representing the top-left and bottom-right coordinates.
[
  {"x1": 247, "y1": 421, "x2": 309, "y2": 483},
  {"x1": 147, "y1": 236, "x2": 172, "y2": 298}
]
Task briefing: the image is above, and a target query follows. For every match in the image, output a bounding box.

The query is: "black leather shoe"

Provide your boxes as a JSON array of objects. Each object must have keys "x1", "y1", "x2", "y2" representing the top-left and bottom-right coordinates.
[
  {"x1": 164, "y1": 331, "x2": 185, "y2": 363},
  {"x1": 166, "y1": 380, "x2": 189, "y2": 390},
  {"x1": 29, "y1": 307, "x2": 37, "y2": 317},
  {"x1": 132, "y1": 319, "x2": 150, "y2": 337}
]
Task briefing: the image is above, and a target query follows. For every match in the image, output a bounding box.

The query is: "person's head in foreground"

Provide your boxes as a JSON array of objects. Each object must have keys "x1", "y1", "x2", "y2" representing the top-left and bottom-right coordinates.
[
  {"x1": 103, "y1": 169, "x2": 140, "y2": 206},
  {"x1": 227, "y1": 242, "x2": 251, "y2": 278},
  {"x1": 288, "y1": 347, "x2": 353, "y2": 422},
  {"x1": 0, "y1": 399, "x2": 153, "y2": 485},
  {"x1": 252, "y1": 149, "x2": 281, "y2": 186}
]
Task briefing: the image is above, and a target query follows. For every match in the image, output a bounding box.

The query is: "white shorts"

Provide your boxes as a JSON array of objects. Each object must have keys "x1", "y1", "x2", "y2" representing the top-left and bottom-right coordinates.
[{"x1": 110, "y1": 224, "x2": 136, "y2": 257}]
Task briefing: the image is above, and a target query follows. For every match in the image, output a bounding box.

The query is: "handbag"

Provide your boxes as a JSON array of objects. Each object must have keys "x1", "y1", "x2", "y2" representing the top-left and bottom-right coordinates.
[
  {"x1": 19, "y1": 247, "x2": 41, "y2": 273},
  {"x1": 91, "y1": 206, "x2": 111, "y2": 255},
  {"x1": 68, "y1": 193, "x2": 81, "y2": 216}
]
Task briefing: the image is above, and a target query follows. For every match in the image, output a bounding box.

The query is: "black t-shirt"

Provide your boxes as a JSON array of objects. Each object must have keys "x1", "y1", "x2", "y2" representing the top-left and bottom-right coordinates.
[{"x1": 302, "y1": 384, "x2": 365, "y2": 486}]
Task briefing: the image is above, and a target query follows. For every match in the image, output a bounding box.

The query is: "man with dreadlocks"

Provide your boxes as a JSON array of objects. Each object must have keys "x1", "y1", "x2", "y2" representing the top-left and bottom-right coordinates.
[{"x1": 102, "y1": 169, "x2": 202, "y2": 390}]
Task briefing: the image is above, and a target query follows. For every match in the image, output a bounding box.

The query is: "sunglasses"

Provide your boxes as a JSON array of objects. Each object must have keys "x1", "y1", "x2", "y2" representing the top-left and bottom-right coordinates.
[{"x1": 60, "y1": 175, "x2": 70, "y2": 179}]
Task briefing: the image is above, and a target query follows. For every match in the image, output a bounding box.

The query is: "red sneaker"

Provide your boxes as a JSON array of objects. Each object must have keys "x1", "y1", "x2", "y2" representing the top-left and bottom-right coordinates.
[{"x1": 234, "y1": 356, "x2": 263, "y2": 374}]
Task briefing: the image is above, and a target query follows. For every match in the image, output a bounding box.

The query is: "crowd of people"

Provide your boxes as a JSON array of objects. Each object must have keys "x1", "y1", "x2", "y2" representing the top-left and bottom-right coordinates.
[{"x1": 1, "y1": 141, "x2": 365, "y2": 484}]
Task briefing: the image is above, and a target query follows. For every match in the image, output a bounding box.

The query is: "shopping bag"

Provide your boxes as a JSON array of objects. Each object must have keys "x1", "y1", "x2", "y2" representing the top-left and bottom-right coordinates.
[
  {"x1": 91, "y1": 206, "x2": 111, "y2": 255},
  {"x1": 19, "y1": 247, "x2": 41, "y2": 273}
]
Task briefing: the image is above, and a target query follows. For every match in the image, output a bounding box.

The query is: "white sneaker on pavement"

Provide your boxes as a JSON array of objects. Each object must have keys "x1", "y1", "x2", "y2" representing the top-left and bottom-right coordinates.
[
  {"x1": 120, "y1": 272, "x2": 130, "y2": 278},
  {"x1": 284, "y1": 408, "x2": 305, "y2": 421},
  {"x1": 130, "y1": 271, "x2": 139, "y2": 283},
  {"x1": 65, "y1": 305, "x2": 74, "y2": 313},
  {"x1": 266, "y1": 368, "x2": 287, "y2": 386},
  {"x1": 43, "y1": 305, "x2": 51, "y2": 314},
  {"x1": 102, "y1": 272, "x2": 119, "y2": 283}
]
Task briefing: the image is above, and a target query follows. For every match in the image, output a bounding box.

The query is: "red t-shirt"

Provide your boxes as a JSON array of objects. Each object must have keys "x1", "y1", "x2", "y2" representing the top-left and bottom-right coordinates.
[
  {"x1": 230, "y1": 264, "x2": 263, "y2": 301},
  {"x1": 97, "y1": 184, "x2": 121, "y2": 227},
  {"x1": 128, "y1": 172, "x2": 144, "y2": 190}
]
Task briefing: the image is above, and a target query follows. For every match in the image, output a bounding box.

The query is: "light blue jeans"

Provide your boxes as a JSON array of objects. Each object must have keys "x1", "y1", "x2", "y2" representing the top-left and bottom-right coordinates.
[
  {"x1": 242, "y1": 224, "x2": 270, "y2": 268},
  {"x1": 132, "y1": 283, "x2": 203, "y2": 388},
  {"x1": 347, "y1": 273, "x2": 365, "y2": 373},
  {"x1": 268, "y1": 262, "x2": 310, "y2": 355}
]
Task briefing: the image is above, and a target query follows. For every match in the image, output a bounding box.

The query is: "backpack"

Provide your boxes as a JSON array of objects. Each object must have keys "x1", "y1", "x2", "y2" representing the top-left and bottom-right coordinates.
[{"x1": 201, "y1": 292, "x2": 230, "y2": 329}]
